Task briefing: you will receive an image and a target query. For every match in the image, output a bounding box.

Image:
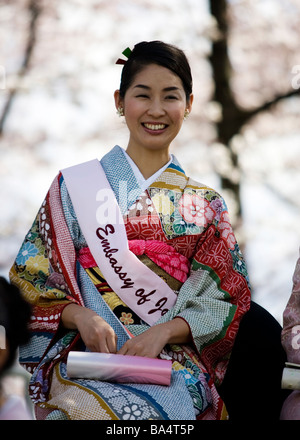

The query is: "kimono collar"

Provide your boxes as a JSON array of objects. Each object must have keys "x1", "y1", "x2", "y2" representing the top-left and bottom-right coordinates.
[
  {"x1": 100, "y1": 145, "x2": 184, "y2": 214},
  {"x1": 121, "y1": 148, "x2": 173, "y2": 191}
]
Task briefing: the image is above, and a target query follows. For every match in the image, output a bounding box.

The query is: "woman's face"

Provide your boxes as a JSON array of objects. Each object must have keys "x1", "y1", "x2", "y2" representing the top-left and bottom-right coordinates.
[{"x1": 115, "y1": 63, "x2": 193, "y2": 155}]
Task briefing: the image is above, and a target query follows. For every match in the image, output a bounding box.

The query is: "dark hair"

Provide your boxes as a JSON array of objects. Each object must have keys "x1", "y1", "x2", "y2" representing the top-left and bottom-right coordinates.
[
  {"x1": 0, "y1": 277, "x2": 31, "y2": 374},
  {"x1": 118, "y1": 41, "x2": 193, "y2": 103}
]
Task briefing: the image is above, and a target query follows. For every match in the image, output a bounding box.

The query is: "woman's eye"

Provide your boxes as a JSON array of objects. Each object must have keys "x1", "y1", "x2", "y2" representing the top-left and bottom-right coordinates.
[
  {"x1": 166, "y1": 95, "x2": 178, "y2": 100},
  {"x1": 136, "y1": 94, "x2": 149, "y2": 99}
]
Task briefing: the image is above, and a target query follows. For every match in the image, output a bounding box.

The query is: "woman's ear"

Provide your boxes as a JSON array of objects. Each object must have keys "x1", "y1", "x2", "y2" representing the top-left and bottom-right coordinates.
[
  {"x1": 114, "y1": 89, "x2": 123, "y2": 111},
  {"x1": 187, "y1": 93, "x2": 194, "y2": 113}
]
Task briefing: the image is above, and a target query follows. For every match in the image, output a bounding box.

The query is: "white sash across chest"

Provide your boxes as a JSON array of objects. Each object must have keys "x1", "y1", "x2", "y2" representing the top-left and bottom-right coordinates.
[{"x1": 61, "y1": 159, "x2": 178, "y2": 326}]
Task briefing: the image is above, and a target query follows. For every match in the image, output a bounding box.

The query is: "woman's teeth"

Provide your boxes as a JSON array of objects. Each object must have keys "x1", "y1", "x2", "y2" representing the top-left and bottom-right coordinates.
[{"x1": 143, "y1": 123, "x2": 166, "y2": 131}]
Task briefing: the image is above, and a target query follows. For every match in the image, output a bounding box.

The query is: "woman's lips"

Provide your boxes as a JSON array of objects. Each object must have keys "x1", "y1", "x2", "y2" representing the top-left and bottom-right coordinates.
[{"x1": 142, "y1": 123, "x2": 168, "y2": 132}]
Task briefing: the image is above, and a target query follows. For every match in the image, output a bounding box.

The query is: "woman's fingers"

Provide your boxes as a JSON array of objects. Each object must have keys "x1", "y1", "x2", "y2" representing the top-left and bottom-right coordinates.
[
  {"x1": 73, "y1": 308, "x2": 118, "y2": 353},
  {"x1": 99, "y1": 327, "x2": 118, "y2": 354},
  {"x1": 117, "y1": 329, "x2": 165, "y2": 358}
]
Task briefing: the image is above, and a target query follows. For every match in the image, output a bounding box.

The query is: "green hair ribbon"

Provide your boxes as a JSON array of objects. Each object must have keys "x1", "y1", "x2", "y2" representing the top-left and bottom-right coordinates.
[{"x1": 116, "y1": 47, "x2": 132, "y2": 65}]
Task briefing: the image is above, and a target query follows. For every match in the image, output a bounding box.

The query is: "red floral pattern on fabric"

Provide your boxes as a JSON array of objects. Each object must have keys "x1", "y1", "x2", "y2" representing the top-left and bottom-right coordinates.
[
  {"x1": 217, "y1": 211, "x2": 236, "y2": 250},
  {"x1": 179, "y1": 194, "x2": 216, "y2": 227}
]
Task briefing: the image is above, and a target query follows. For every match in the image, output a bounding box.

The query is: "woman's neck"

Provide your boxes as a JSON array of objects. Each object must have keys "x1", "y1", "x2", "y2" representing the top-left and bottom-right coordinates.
[{"x1": 125, "y1": 146, "x2": 170, "y2": 179}]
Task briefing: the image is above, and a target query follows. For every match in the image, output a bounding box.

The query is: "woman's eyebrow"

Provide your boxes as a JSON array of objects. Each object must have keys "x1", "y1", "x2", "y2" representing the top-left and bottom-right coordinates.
[
  {"x1": 133, "y1": 84, "x2": 181, "y2": 92},
  {"x1": 133, "y1": 84, "x2": 151, "y2": 90},
  {"x1": 163, "y1": 87, "x2": 181, "y2": 92}
]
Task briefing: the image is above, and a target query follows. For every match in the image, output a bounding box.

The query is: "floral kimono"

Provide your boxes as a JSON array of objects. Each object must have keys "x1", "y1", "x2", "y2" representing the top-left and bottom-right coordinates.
[{"x1": 10, "y1": 145, "x2": 251, "y2": 420}]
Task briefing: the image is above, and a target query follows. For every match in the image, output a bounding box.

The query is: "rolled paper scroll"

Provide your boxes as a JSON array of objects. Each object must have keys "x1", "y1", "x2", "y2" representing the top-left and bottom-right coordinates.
[
  {"x1": 282, "y1": 363, "x2": 300, "y2": 390},
  {"x1": 67, "y1": 351, "x2": 172, "y2": 386}
]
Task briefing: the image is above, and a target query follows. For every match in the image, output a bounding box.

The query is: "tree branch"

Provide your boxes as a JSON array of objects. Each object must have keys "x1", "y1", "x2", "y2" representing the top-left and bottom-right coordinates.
[
  {"x1": 237, "y1": 88, "x2": 300, "y2": 127},
  {"x1": 0, "y1": 0, "x2": 41, "y2": 136},
  {"x1": 208, "y1": 0, "x2": 300, "y2": 220}
]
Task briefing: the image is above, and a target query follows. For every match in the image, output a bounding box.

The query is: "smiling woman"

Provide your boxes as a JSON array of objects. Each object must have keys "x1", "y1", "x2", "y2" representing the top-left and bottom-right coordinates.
[
  {"x1": 114, "y1": 63, "x2": 192, "y2": 177},
  {"x1": 10, "y1": 41, "x2": 251, "y2": 420},
  {"x1": 113, "y1": 41, "x2": 193, "y2": 178}
]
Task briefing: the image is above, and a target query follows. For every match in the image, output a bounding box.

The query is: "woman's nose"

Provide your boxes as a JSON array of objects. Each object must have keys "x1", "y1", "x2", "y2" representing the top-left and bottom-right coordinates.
[{"x1": 147, "y1": 99, "x2": 166, "y2": 117}]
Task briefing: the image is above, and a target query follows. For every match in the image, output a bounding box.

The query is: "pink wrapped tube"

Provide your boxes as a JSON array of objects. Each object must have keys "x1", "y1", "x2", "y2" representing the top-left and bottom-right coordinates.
[{"x1": 66, "y1": 351, "x2": 172, "y2": 386}]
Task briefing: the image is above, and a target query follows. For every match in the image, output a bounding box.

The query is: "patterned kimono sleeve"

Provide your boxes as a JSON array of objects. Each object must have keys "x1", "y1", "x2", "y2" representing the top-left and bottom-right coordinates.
[
  {"x1": 9, "y1": 173, "x2": 83, "y2": 373},
  {"x1": 159, "y1": 195, "x2": 251, "y2": 384},
  {"x1": 281, "y1": 250, "x2": 300, "y2": 364}
]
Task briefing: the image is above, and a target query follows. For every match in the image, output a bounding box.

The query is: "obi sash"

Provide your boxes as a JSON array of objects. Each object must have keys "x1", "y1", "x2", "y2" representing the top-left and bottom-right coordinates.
[{"x1": 61, "y1": 159, "x2": 178, "y2": 326}]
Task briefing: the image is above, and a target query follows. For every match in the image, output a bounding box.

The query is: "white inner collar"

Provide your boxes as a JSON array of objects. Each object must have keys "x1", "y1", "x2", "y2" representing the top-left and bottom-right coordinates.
[{"x1": 122, "y1": 148, "x2": 172, "y2": 191}]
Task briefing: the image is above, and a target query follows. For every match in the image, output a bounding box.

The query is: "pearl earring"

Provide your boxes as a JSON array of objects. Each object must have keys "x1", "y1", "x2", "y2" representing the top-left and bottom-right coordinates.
[
  {"x1": 117, "y1": 107, "x2": 124, "y2": 117},
  {"x1": 184, "y1": 109, "x2": 190, "y2": 120}
]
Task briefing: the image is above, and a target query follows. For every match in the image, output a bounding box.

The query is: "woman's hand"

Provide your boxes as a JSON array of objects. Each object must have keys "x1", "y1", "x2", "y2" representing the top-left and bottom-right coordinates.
[
  {"x1": 117, "y1": 325, "x2": 168, "y2": 358},
  {"x1": 61, "y1": 304, "x2": 117, "y2": 353},
  {"x1": 118, "y1": 318, "x2": 191, "y2": 358}
]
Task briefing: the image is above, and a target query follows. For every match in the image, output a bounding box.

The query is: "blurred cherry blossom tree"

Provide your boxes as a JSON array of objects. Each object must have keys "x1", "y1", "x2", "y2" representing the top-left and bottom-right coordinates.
[{"x1": 209, "y1": 0, "x2": 300, "y2": 222}]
